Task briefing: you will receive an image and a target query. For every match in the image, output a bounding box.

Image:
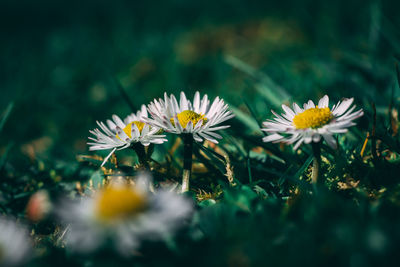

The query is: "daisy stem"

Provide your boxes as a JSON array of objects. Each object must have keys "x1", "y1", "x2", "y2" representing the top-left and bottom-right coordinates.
[
  {"x1": 311, "y1": 142, "x2": 321, "y2": 186},
  {"x1": 132, "y1": 143, "x2": 149, "y2": 170},
  {"x1": 182, "y1": 133, "x2": 193, "y2": 193}
]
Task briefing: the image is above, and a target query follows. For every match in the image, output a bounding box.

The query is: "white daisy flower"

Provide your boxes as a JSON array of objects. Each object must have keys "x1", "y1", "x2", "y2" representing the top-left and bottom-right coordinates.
[
  {"x1": 0, "y1": 217, "x2": 32, "y2": 266},
  {"x1": 88, "y1": 105, "x2": 168, "y2": 166},
  {"x1": 58, "y1": 174, "x2": 193, "y2": 256},
  {"x1": 145, "y1": 91, "x2": 235, "y2": 143},
  {"x1": 261, "y1": 95, "x2": 364, "y2": 150}
]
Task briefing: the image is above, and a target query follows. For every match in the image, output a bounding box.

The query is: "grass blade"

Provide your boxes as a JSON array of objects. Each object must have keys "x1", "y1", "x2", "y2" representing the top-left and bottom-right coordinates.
[
  {"x1": 0, "y1": 102, "x2": 14, "y2": 134},
  {"x1": 224, "y1": 55, "x2": 290, "y2": 107}
]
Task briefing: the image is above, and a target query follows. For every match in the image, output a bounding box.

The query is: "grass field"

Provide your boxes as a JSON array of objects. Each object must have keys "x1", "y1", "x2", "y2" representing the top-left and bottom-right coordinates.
[{"x1": 1, "y1": 0, "x2": 400, "y2": 266}]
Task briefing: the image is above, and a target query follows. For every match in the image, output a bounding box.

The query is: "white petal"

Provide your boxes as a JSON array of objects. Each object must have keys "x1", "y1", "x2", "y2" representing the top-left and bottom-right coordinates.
[
  {"x1": 332, "y1": 98, "x2": 354, "y2": 116},
  {"x1": 281, "y1": 104, "x2": 295, "y2": 120},
  {"x1": 322, "y1": 134, "x2": 337, "y2": 149},
  {"x1": 198, "y1": 132, "x2": 218, "y2": 143},
  {"x1": 180, "y1": 92, "x2": 189, "y2": 111},
  {"x1": 304, "y1": 134, "x2": 312, "y2": 144},
  {"x1": 106, "y1": 120, "x2": 117, "y2": 132},
  {"x1": 131, "y1": 123, "x2": 140, "y2": 139},
  {"x1": 193, "y1": 134, "x2": 203, "y2": 142},
  {"x1": 312, "y1": 134, "x2": 321, "y2": 142},
  {"x1": 293, "y1": 103, "x2": 303, "y2": 114},
  {"x1": 203, "y1": 130, "x2": 222, "y2": 140},
  {"x1": 293, "y1": 138, "x2": 304, "y2": 150},
  {"x1": 304, "y1": 100, "x2": 315, "y2": 109},
  {"x1": 116, "y1": 126, "x2": 130, "y2": 141},
  {"x1": 262, "y1": 134, "x2": 284, "y2": 143},
  {"x1": 318, "y1": 95, "x2": 329, "y2": 108},
  {"x1": 193, "y1": 91, "x2": 200, "y2": 113},
  {"x1": 185, "y1": 121, "x2": 194, "y2": 133},
  {"x1": 140, "y1": 104, "x2": 148, "y2": 118},
  {"x1": 112, "y1": 115, "x2": 125, "y2": 128},
  {"x1": 199, "y1": 94, "x2": 209, "y2": 114},
  {"x1": 101, "y1": 148, "x2": 117, "y2": 167}
]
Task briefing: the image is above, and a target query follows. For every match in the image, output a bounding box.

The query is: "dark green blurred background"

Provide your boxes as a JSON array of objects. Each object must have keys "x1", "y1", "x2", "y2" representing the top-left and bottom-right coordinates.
[{"x1": 1, "y1": 0, "x2": 399, "y2": 161}]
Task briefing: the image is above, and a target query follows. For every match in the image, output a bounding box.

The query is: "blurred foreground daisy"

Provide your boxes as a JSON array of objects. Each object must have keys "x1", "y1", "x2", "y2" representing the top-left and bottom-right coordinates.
[
  {"x1": 0, "y1": 218, "x2": 32, "y2": 266},
  {"x1": 58, "y1": 175, "x2": 192, "y2": 256},
  {"x1": 145, "y1": 91, "x2": 234, "y2": 192},
  {"x1": 262, "y1": 95, "x2": 363, "y2": 184},
  {"x1": 88, "y1": 105, "x2": 167, "y2": 167}
]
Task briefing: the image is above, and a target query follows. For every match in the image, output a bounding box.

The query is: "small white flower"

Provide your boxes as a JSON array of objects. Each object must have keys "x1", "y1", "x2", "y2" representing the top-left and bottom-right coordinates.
[
  {"x1": 88, "y1": 105, "x2": 168, "y2": 166},
  {"x1": 0, "y1": 218, "x2": 32, "y2": 266},
  {"x1": 58, "y1": 174, "x2": 192, "y2": 256},
  {"x1": 261, "y1": 95, "x2": 364, "y2": 150},
  {"x1": 145, "y1": 91, "x2": 234, "y2": 143}
]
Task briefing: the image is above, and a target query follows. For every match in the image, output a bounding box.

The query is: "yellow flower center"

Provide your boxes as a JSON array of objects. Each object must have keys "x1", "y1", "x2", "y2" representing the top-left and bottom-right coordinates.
[
  {"x1": 293, "y1": 107, "x2": 333, "y2": 129},
  {"x1": 170, "y1": 110, "x2": 208, "y2": 128},
  {"x1": 116, "y1": 121, "x2": 145, "y2": 139},
  {"x1": 95, "y1": 185, "x2": 148, "y2": 223}
]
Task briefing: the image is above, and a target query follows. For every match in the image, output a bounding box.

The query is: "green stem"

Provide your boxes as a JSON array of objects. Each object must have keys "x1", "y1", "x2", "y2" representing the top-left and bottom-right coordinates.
[
  {"x1": 311, "y1": 142, "x2": 321, "y2": 186},
  {"x1": 182, "y1": 134, "x2": 193, "y2": 193},
  {"x1": 132, "y1": 143, "x2": 149, "y2": 169}
]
